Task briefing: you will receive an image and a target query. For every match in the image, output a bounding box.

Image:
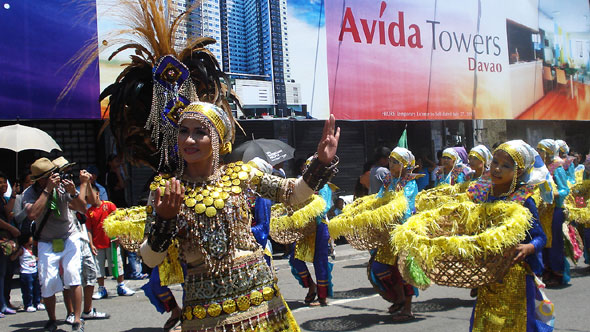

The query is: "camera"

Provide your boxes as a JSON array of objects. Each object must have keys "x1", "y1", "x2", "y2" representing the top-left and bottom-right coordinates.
[{"x1": 59, "y1": 172, "x2": 74, "y2": 181}]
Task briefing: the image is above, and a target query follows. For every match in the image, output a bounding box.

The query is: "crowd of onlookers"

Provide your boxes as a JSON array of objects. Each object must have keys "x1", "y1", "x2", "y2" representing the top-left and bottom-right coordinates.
[{"x1": 0, "y1": 154, "x2": 148, "y2": 332}]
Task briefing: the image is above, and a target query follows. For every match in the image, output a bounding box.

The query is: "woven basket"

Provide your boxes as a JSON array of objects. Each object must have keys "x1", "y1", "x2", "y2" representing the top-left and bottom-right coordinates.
[
  {"x1": 391, "y1": 200, "x2": 532, "y2": 288},
  {"x1": 565, "y1": 181, "x2": 590, "y2": 225},
  {"x1": 423, "y1": 248, "x2": 515, "y2": 288},
  {"x1": 329, "y1": 190, "x2": 407, "y2": 250},
  {"x1": 269, "y1": 196, "x2": 324, "y2": 244},
  {"x1": 345, "y1": 224, "x2": 393, "y2": 251},
  {"x1": 415, "y1": 183, "x2": 471, "y2": 211},
  {"x1": 118, "y1": 235, "x2": 142, "y2": 253},
  {"x1": 269, "y1": 216, "x2": 316, "y2": 244}
]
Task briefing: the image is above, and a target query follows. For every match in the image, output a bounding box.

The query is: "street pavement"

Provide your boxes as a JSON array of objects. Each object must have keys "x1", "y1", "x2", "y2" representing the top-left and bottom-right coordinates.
[{"x1": 1, "y1": 244, "x2": 589, "y2": 331}]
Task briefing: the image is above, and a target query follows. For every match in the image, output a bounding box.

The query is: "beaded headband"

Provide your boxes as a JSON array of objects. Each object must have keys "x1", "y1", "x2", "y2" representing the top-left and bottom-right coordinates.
[{"x1": 179, "y1": 102, "x2": 233, "y2": 155}]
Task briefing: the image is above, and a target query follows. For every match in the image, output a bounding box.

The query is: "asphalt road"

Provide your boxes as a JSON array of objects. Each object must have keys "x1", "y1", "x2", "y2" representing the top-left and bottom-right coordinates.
[{"x1": 1, "y1": 245, "x2": 589, "y2": 332}]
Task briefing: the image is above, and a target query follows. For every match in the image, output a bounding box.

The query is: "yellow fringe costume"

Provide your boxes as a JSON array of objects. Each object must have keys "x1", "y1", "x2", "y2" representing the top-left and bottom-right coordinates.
[
  {"x1": 390, "y1": 200, "x2": 532, "y2": 272},
  {"x1": 328, "y1": 190, "x2": 407, "y2": 252}
]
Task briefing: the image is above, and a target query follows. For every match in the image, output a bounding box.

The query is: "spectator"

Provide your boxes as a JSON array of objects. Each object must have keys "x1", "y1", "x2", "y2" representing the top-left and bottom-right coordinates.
[
  {"x1": 106, "y1": 154, "x2": 127, "y2": 208},
  {"x1": 414, "y1": 157, "x2": 430, "y2": 191},
  {"x1": 86, "y1": 184, "x2": 135, "y2": 299},
  {"x1": 57, "y1": 159, "x2": 110, "y2": 325},
  {"x1": 369, "y1": 147, "x2": 392, "y2": 194},
  {"x1": 86, "y1": 165, "x2": 108, "y2": 201},
  {"x1": 13, "y1": 171, "x2": 33, "y2": 237},
  {"x1": 13, "y1": 234, "x2": 42, "y2": 312},
  {"x1": 0, "y1": 171, "x2": 20, "y2": 317},
  {"x1": 23, "y1": 157, "x2": 90, "y2": 332}
]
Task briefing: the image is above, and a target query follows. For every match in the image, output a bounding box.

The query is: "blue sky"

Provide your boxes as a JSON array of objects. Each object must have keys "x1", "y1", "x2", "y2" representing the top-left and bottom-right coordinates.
[{"x1": 288, "y1": 0, "x2": 325, "y2": 26}]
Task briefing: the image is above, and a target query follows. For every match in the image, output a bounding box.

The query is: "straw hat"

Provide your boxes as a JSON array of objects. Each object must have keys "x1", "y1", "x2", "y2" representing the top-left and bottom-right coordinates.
[
  {"x1": 30, "y1": 158, "x2": 57, "y2": 181},
  {"x1": 52, "y1": 156, "x2": 76, "y2": 171}
]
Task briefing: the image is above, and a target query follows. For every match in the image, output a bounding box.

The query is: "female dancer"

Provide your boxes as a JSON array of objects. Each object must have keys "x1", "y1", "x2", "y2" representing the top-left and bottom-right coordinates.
[
  {"x1": 537, "y1": 139, "x2": 570, "y2": 286},
  {"x1": 139, "y1": 101, "x2": 339, "y2": 332},
  {"x1": 435, "y1": 148, "x2": 468, "y2": 187},
  {"x1": 467, "y1": 145, "x2": 492, "y2": 180},
  {"x1": 468, "y1": 140, "x2": 551, "y2": 332},
  {"x1": 368, "y1": 147, "x2": 418, "y2": 322},
  {"x1": 288, "y1": 179, "x2": 333, "y2": 306}
]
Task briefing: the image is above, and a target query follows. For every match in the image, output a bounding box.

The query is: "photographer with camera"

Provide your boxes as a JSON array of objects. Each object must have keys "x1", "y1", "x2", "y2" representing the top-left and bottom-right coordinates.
[{"x1": 23, "y1": 157, "x2": 90, "y2": 332}]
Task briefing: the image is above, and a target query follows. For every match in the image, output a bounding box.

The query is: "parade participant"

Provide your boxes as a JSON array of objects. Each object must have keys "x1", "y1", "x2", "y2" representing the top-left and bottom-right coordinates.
[
  {"x1": 434, "y1": 148, "x2": 468, "y2": 186},
  {"x1": 249, "y1": 162, "x2": 274, "y2": 268},
  {"x1": 537, "y1": 139, "x2": 570, "y2": 286},
  {"x1": 368, "y1": 147, "x2": 418, "y2": 322},
  {"x1": 140, "y1": 103, "x2": 339, "y2": 331},
  {"x1": 467, "y1": 140, "x2": 552, "y2": 332},
  {"x1": 369, "y1": 147, "x2": 392, "y2": 194},
  {"x1": 555, "y1": 140, "x2": 576, "y2": 184},
  {"x1": 467, "y1": 145, "x2": 492, "y2": 180},
  {"x1": 288, "y1": 157, "x2": 333, "y2": 306}
]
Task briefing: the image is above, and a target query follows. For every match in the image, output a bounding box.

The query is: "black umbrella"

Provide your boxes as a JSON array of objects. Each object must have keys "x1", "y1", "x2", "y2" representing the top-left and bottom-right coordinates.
[{"x1": 228, "y1": 138, "x2": 295, "y2": 166}]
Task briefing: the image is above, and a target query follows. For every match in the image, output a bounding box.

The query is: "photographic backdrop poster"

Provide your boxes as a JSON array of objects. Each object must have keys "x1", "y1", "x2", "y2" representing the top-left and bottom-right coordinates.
[
  {"x1": 325, "y1": 0, "x2": 590, "y2": 120},
  {"x1": 0, "y1": 0, "x2": 100, "y2": 120}
]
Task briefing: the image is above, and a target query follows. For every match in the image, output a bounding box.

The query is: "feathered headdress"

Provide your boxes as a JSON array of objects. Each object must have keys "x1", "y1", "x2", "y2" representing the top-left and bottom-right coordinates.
[{"x1": 62, "y1": 0, "x2": 239, "y2": 171}]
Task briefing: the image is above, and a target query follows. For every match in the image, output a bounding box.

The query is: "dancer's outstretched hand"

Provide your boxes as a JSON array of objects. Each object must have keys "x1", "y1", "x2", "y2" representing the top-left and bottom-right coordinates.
[
  {"x1": 317, "y1": 114, "x2": 340, "y2": 164},
  {"x1": 154, "y1": 178, "x2": 184, "y2": 220}
]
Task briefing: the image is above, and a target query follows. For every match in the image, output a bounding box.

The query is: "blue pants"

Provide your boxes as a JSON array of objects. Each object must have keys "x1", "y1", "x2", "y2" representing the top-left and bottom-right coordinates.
[
  {"x1": 582, "y1": 227, "x2": 590, "y2": 264},
  {"x1": 289, "y1": 222, "x2": 332, "y2": 299},
  {"x1": 543, "y1": 207, "x2": 569, "y2": 283},
  {"x1": 20, "y1": 272, "x2": 41, "y2": 308},
  {"x1": 124, "y1": 251, "x2": 142, "y2": 279}
]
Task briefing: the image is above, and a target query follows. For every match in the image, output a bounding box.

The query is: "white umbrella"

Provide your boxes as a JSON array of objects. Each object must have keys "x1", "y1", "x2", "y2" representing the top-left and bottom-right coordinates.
[{"x1": 0, "y1": 124, "x2": 62, "y2": 179}]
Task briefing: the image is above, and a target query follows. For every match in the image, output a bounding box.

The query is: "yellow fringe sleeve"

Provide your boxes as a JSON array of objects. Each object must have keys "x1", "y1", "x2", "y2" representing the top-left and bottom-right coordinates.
[
  {"x1": 390, "y1": 201, "x2": 532, "y2": 270},
  {"x1": 328, "y1": 191, "x2": 407, "y2": 250},
  {"x1": 102, "y1": 206, "x2": 147, "y2": 241},
  {"x1": 269, "y1": 195, "x2": 326, "y2": 244},
  {"x1": 415, "y1": 183, "x2": 471, "y2": 211}
]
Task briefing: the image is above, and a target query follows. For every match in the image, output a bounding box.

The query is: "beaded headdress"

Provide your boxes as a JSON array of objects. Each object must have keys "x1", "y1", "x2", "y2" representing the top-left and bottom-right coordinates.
[
  {"x1": 537, "y1": 139, "x2": 558, "y2": 157},
  {"x1": 495, "y1": 140, "x2": 551, "y2": 195},
  {"x1": 389, "y1": 147, "x2": 415, "y2": 169},
  {"x1": 442, "y1": 148, "x2": 461, "y2": 165},
  {"x1": 555, "y1": 139, "x2": 570, "y2": 155},
  {"x1": 469, "y1": 145, "x2": 492, "y2": 168}
]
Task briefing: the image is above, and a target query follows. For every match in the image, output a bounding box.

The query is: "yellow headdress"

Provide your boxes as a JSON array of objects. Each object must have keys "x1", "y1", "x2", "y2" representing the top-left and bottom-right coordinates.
[{"x1": 389, "y1": 147, "x2": 415, "y2": 168}]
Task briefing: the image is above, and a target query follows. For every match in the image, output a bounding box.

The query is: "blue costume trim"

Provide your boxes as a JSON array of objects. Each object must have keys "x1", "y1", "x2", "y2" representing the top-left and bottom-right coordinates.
[
  {"x1": 543, "y1": 166, "x2": 569, "y2": 283},
  {"x1": 252, "y1": 197, "x2": 271, "y2": 249},
  {"x1": 566, "y1": 162, "x2": 576, "y2": 184},
  {"x1": 141, "y1": 266, "x2": 167, "y2": 314},
  {"x1": 553, "y1": 167, "x2": 569, "y2": 208}
]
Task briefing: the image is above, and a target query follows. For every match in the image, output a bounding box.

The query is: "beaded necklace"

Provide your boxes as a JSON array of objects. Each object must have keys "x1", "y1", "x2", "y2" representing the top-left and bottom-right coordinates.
[{"x1": 149, "y1": 161, "x2": 264, "y2": 274}]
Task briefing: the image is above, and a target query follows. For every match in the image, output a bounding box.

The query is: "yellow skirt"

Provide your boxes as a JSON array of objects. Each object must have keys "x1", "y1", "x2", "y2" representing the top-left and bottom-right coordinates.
[{"x1": 471, "y1": 263, "x2": 528, "y2": 332}]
